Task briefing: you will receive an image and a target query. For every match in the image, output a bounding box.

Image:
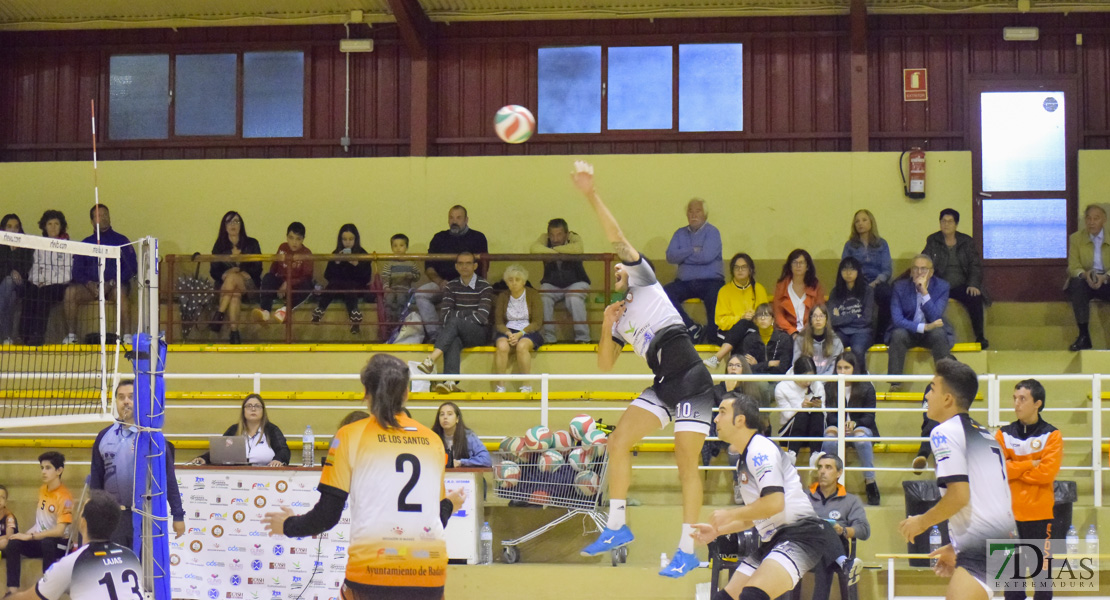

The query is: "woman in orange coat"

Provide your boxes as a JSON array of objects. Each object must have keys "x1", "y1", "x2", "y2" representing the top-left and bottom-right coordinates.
[{"x1": 772, "y1": 248, "x2": 825, "y2": 336}]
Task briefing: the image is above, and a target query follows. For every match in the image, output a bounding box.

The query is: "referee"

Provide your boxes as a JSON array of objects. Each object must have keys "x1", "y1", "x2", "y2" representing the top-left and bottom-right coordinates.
[
  {"x1": 8, "y1": 489, "x2": 144, "y2": 600},
  {"x1": 262, "y1": 354, "x2": 450, "y2": 600}
]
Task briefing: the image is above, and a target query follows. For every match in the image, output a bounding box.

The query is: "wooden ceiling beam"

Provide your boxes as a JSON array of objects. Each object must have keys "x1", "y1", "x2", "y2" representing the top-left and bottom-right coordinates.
[{"x1": 387, "y1": 0, "x2": 433, "y2": 58}]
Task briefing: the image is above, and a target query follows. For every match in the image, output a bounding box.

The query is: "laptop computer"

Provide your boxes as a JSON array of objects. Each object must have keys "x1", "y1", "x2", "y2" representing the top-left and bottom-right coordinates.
[{"x1": 208, "y1": 436, "x2": 250, "y2": 465}]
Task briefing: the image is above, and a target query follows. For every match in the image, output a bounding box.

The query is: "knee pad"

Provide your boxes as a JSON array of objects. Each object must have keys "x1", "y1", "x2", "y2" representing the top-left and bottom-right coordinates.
[{"x1": 738, "y1": 588, "x2": 771, "y2": 600}]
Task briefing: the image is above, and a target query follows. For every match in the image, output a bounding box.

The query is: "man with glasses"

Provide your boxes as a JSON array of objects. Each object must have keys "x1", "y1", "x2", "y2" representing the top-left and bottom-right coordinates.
[
  {"x1": 417, "y1": 252, "x2": 493, "y2": 393},
  {"x1": 886, "y1": 254, "x2": 953, "y2": 391}
]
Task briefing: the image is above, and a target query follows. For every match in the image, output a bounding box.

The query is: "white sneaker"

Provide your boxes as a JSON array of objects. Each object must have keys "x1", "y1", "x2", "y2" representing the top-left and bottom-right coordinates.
[
  {"x1": 809, "y1": 450, "x2": 826, "y2": 470},
  {"x1": 703, "y1": 355, "x2": 719, "y2": 369},
  {"x1": 62, "y1": 333, "x2": 77, "y2": 345},
  {"x1": 785, "y1": 450, "x2": 797, "y2": 466},
  {"x1": 273, "y1": 307, "x2": 287, "y2": 323},
  {"x1": 252, "y1": 308, "x2": 270, "y2": 322},
  {"x1": 122, "y1": 334, "x2": 133, "y2": 346},
  {"x1": 519, "y1": 385, "x2": 533, "y2": 394},
  {"x1": 494, "y1": 385, "x2": 506, "y2": 393},
  {"x1": 1, "y1": 338, "x2": 12, "y2": 345}
]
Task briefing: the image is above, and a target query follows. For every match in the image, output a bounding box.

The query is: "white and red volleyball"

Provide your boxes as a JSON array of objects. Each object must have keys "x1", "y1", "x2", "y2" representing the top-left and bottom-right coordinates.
[
  {"x1": 567, "y1": 446, "x2": 592, "y2": 471},
  {"x1": 537, "y1": 449, "x2": 565, "y2": 473},
  {"x1": 529, "y1": 489, "x2": 551, "y2": 506},
  {"x1": 501, "y1": 436, "x2": 528, "y2": 459},
  {"x1": 524, "y1": 425, "x2": 554, "y2": 450},
  {"x1": 569, "y1": 414, "x2": 595, "y2": 441},
  {"x1": 551, "y1": 430, "x2": 574, "y2": 451},
  {"x1": 493, "y1": 105, "x2": 535, "y2": 144},
  {"x1": 574, "y1": 470, "x2": 601, "y2": 496},
  {"x1": 585, "y1": 428, "x2": 608, "y2": 457},
  {"x1": 495, "y1": 460, "x2": 521, "y2": 488}
]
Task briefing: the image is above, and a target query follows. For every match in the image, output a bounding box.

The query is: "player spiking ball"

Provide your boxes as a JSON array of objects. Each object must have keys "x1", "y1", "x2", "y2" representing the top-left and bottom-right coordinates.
[{"x1": 572, "y1": 160, "x2": 717, "y2": 578}]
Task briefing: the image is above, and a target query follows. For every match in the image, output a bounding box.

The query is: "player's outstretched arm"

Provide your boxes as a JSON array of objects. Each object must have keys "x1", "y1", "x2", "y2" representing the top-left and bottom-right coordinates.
[{"x1": 571, "y1": 161, "x2": 639, "y2": 264}]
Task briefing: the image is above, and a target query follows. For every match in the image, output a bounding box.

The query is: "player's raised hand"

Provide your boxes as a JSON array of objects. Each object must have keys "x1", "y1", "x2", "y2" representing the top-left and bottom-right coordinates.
[
  {"x1": 571, "y1": 160, "x2": 595, "y2": 195},
  {"x1": 262, "y1": 505, "x2": 296, "y2": 537},
  {"x1": 603, "y1": 300, "x2": 626, "y2": 323},
  {"x1": 690, "y1": 523, "x2": 718, "y2": 545}
]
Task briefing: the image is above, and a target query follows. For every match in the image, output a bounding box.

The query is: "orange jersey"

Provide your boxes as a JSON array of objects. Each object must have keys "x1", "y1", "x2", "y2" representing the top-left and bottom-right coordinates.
[
  {"x1": 34, "y1": 483, "x2": 73, "y2": 533},
  {"x1": 321, "y1": 414, "x2": 447, "y2": 589},
  {"x1": 995, "y1": 419, "x2": 1062, "y2": 522}
]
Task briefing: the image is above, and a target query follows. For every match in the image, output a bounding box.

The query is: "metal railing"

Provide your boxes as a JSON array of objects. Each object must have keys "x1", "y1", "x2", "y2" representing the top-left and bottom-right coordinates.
[{"x1": 161, "y1": 252, "x2": 618, "y2": 343}]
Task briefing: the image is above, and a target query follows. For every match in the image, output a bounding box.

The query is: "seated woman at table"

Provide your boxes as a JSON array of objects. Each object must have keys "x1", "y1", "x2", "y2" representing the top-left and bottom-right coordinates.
[
  {"x1": 191, "y1": 394, "x2": 290, "y2": 467},
  {"x1": 431, "y1": 401, "x2": 490, "y2": 468}
]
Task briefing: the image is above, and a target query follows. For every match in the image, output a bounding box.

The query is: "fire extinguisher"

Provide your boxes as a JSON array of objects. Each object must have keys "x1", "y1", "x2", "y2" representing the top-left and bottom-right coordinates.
[{"x1": 900, "y1": 148, "x2": 926, "y2": 200}]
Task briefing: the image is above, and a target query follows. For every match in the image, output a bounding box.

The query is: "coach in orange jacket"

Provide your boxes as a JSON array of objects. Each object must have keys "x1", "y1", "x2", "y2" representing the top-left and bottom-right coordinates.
[{"x1": 994, "y1": 378, "x2": 1063, "y2": 600}]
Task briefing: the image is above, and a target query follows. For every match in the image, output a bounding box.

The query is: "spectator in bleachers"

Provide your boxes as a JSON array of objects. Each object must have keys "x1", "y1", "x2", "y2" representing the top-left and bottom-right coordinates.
[
  {"x1": 313, "y1": 224, "x2": 372, "y2": 335},
  {"x1": 21, "y1": 210, "x2": 71, "y2": 346},
  {"x1": 663, "y1": 198, "x2": 724, "y2": 342},
  {"x1": 209, "y1": 211, "x2": 262, "y2": 345},
  {"x1": 415, "y1": 206, "x2": 489, "y2": 341},
  {"x1": 90, "y1": 379, "x2": 185, "y2": 548},
  {"x1": 64, "y1": 204, "x2": 138, "y2": 345},
  {"x1": 793, "y1": 305, "x2": 843, "y2": 375},
  {"x1": 886, "y1": 254, "x2": 953, "y2": 391},
  {"x1": 704, "y1": 252, "x2": 769, "y2": 367},
  {"x1": 4, "y1": 451, "x2": 72, "y2": 596},
  {"x1": 923, "y1": 208, "x2": 990, "y2": 349},
  {"x1": 190, "y1": 394, "x2": 289, "y2": 467},
  {"x1": 806, "y1": 453, "x2": 871, "y2": 600},
  {"x1": 911, "y1": 353, "x2": 958, "y2": 474},
  {"x1": 254, "y1": 221, "x2": 313, "y2": 326},
  {"x1": 382, "y1": 234, "x2": 420, "y2": 336},
  {"x1": 828, "y1": 256, "x2": 875, "y2": 365},
  {"x1": 432, "y1": 402, "x2": 491, "y2": 468},
  {"x1": 710, "y1": 303, "x2": 792, "y2": 399},
  {"x1": 0, "y1": 484, "x2": 17, "y2": 554},
  {"x1": 842, "y1": 209, "x2": 893, "y2": 335},
  {"x1": 773, "y1": 249, "x2": 825, "y2": 337},
  {"x1": 531, "y1": 218, "x2": 591, "y2": 344},
  {"x1": 416, "y1": 251, "x2": 493, "y2": 394},
  {"x1": 1065, "y1": 203, "x2": 1110, "y2": 351},
  {"x1": 820, "y1": 352, "x2": 879, "y2": 505},
  {"x1": 492, "y1": 264, "x2": 543, "y2": 394},
  {"x1": 995, "y1": 379, "x2": 1062, "y2": 600},
  {"x1": 775, "y1": 355, "x2": 826, "y2": 463},
  {"x1": 701, "y1": 355, "x2": 765, "y2": 467},
  {"x1": 0, "y1": 214, "x2": 31, "y2": 346}
]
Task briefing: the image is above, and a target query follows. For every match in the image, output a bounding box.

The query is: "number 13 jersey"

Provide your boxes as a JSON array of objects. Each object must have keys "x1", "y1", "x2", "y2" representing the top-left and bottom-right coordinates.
[
  {"x1": 320, "y1": 414, "x2": 447, "y2": 590},
  {"x1": 37, "y1": 541, "x2": 143, "y2": 600},
  {"x1": 930, "y1": 413, "x2": 1016, "y2": 552}
]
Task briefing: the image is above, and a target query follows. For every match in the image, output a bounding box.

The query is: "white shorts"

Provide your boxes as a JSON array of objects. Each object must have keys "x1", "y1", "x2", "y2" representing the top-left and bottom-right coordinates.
[
  {"x1": 734, "y1": 542, "x2": 820, "y2": 588},
  {"x1": 630, "y1": 386, "x2": 712, "y2": 435}
]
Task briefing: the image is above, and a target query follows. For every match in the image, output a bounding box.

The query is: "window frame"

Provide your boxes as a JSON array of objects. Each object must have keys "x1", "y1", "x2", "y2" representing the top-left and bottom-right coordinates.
[
  {"x1": 534, "y1": 41, "x2": 746, "y2": 139},
  {"x1": 105, "y1": 48, "x2": 308, "y2": 143}
]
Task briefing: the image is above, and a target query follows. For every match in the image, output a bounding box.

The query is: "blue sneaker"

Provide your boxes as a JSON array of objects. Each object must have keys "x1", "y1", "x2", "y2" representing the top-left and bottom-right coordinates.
[
  {"x1": 659, "y1": 549, "x2": 700, "y2": 578},
  {"x1": 580, "y1": 525, "x2": 634, "y2": 556}
]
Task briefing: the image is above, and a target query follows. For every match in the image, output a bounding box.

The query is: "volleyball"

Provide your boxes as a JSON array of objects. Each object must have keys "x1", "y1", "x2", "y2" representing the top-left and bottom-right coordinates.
[
  {"x1": 567, "y1": 446, "x2": 592, "y2": 471},
  {"x1": 529, "y1": 490, "x2": 551, "y2": 506},
  {"x1": 493, "y1": 105, "x2": 535, "y2": 144},
  {"x1": 501, "y1": 436, "x2": 528, "y2": 460},
  {"x1": 551, "y1": 429, "x2": 574, "y2": 450},
  {"x1": 537, "y1": 449, "x2": 565, "y2": 473},
  {"x1": 574, "y1": 470, "x2": 601, "y2": 496},
  {"x1": 495, "y1": 460, "x2": 521, "y2": 488},
  {"x1": 569, "y1": 414, "x2": 595, "y2": 440},
  {"x1": 524, "y1": 425, "x2": 554, "y2": 450},
  {"x1": 585, "y1": 428, "x2": 608, "y2": 457}
]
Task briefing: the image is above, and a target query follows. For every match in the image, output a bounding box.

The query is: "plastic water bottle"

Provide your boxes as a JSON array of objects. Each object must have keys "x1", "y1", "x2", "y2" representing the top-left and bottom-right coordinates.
[
  {"x1": 929, "y1": 526, "x2": 942, "y2": 567},
  {"x1": 302, "y1": 425, "x2": 315, "y2": 467},
  {"x1": 1066, "y1": 525, "x2": 1079, "y2": 567},
  {"x1": 480, "y1": 522, "x2": 493, "y2": 565},
  {"x1": 1085, "y1": 524, "x2": 1099, "y2": 559}
]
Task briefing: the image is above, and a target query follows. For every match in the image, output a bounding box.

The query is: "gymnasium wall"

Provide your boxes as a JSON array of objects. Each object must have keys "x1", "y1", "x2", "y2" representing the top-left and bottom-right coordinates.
[{"x1": 0, "y1": 152, "x2": 972, "y2": 277}]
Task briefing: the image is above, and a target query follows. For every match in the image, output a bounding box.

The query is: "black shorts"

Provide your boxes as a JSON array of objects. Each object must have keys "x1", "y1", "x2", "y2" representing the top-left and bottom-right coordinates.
[
  {"x1": 737, "y1": 518, "x2": 844, "y2": 587},
  {"x1": 956, "y1": 549, "x2": 993, "y2": 596}
]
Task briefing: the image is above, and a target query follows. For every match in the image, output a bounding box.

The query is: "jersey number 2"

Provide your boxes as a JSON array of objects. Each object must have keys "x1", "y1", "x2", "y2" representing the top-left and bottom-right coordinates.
[
  {"x1": 396, "y1": 453, "x2": 423, "y2": 513},
  {"x1": 99, "y1": 569, "x2": 141, "y2": 600}
]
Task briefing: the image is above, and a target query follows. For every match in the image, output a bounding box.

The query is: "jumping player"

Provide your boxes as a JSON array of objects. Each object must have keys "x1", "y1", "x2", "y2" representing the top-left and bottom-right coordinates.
[
  {"x1": 898, "y1": 358, "x2": 1016, "y2": 600},
  {"x1": 572, "y1": 161, "x2": 717, "y2": 577},
  {"x1": 262, "y1": 354, "x2": 449, "y2": 600},
  {"x1": 8, "y1": 489, "x2": 145, "y2": 600},
  {"x1": 692, "y1": 392, "x2": 858, "y2": 600}
]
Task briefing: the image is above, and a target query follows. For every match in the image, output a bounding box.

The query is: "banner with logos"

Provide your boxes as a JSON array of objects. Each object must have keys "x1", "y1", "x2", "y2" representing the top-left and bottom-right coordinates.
[{"x1": 170, "y1": 468, "x2": 350, "y2": 600}]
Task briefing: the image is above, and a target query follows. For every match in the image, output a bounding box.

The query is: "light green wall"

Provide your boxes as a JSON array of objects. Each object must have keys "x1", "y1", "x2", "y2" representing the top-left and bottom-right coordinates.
[
  {"x1": 1079, "y1": 150, "x2": 1110, "y2": 218},
  {"x1": 0, "y1": 152, "x2": 972, "y2": 273}
]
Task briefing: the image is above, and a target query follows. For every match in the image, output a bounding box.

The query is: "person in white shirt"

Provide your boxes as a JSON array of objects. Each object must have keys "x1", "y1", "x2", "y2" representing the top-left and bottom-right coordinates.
[
  {"x1": 774, "y1": 356, "x2": 826, "y2": 463},
  {"x1": 571, "y1": 161, "x2": 716, "y2": 578}
]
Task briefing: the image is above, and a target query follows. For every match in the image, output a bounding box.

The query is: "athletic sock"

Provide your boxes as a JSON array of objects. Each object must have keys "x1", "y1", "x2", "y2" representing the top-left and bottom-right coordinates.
[
  {"x1": 738, "y1": 588, "x2": 771, "y2": 600},
  {"x1": 678, "y1": 524, "x2": 695, "y2": 554},
  {"x1": 1079, "y1": 322, "x2": 1090, "y2": 338},
  {"x1": 607, "y1": 499, "x2": 627, "y2": 530}
]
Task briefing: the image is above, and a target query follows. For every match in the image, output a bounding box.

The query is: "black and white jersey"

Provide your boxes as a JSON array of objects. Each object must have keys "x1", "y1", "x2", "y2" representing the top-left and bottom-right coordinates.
[
  {"x1": 610, "y1": 258, "x2": 685, "y2": 358},
  {"x1": 735, "y1": 434, "x2": 818, "y2": 542},
  {"x1": 931, "y1": 413, "x2": 1016, "y2": 553},
  {"x1": 36, "y1": 541, "x2": 144, "y2": 600}
]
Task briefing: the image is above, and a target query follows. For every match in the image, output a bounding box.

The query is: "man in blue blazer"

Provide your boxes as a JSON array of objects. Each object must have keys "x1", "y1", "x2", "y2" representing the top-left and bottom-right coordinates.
[{"x1": 886, "y1": 254, "x2": 954, "y2": 390}]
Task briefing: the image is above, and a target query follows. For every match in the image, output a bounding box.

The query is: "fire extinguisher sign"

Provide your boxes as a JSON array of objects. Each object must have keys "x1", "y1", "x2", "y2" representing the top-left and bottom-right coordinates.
[{"x1": 903, "y1": 68, "x2": 928, "y2": 102}]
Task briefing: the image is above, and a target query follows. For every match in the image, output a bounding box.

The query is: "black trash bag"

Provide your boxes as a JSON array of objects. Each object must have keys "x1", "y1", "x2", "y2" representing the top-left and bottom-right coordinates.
[
  {"x1": 902, "y1": 480, "x2": 950, "y2": 567},
  {"x1": 1051, "y1": 481, "x2": 1077, "y2": 540}
]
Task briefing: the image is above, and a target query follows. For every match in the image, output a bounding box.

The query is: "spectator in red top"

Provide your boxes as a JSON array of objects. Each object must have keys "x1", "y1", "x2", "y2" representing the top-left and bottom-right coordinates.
[
  {"x1": 773, "y1": 249, "x2": 825, "y2": 336},
  {"x1": 254, "y1": 222, "x2": 314, "y2": 325}
]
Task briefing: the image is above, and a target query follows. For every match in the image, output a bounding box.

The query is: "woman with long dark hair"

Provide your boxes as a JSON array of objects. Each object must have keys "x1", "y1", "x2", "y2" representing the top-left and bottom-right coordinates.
[
  {"x1": 793, "y1": 305, "x2": 844, "y2": 376},
  {"x1": 827, "y1": 256, "x2": 875, "y2": 365},
  {"x1": 209, "y1": 211, "x2": 262, "y2": 344},
  {"x1": 262, "y1": 354, "x2": 450, "y2": 600},
  {"x1": 841, "y1": 209, "x2": 892, "y2": 334},
  {"x1": 431, "y1": 402, "x2": 490, "y2": 467},
  {"x1": 312, "y1": 223, "x2": 372, "y2": 334},
  {"x1": 772, "y1": 249, "x2": 824, "y2": 336},
  {"x1": 820, "y1": 351, "x2": 880, "y2": 505},
  {"x1": 774, "y1": 355, "x2": 826, "y2": 462},
  {"x1": 192, "y1": 394, "x2": 289, "y2": 467}
]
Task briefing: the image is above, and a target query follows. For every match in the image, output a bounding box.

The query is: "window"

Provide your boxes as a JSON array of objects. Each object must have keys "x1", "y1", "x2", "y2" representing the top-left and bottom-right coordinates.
[
  {"x1": 537, "y1": 43, "x2": 743, "y2": 134},
  {"x1": 108, "y1": 51, "x2": 305, "y2": 140}
]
